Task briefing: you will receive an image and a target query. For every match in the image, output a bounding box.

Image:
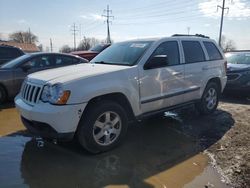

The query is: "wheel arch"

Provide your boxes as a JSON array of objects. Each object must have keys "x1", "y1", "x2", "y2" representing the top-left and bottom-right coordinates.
[
  {"x1": 206, "y1": 77, "x2": 222, "y2": 93},
  {"x1": 83, "y1": 92, "x2": 136, "y2": 122}
]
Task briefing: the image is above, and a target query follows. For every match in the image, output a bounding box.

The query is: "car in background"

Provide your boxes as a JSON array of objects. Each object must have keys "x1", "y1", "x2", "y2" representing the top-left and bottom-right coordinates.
[
  {"x1": 0, "y1": 45, "x2": 25, "y2": 65},
  {"x1": 0, "y1": 52, "x2": 88, "y2": 103},
  {"x1": 71, "y1": 43, "x2": 111, "y2": 61},
  {"x1": 224, "y1": 50, "x2": 250, "y2": 95}
]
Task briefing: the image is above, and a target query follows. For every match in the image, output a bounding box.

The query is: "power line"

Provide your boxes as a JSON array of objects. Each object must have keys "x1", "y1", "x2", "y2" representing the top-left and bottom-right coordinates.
[
  {"x1": 217, "y1": 0, "x2": 229, "y2": 46},
  {"x1": 102, "y1": 5, "x2": 114, "y2": 43}
]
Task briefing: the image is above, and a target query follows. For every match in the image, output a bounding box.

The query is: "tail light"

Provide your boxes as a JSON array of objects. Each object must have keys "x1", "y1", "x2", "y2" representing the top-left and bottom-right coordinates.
[{"x1": 224, "y1": 61, "x2": 227, "y2": 72}]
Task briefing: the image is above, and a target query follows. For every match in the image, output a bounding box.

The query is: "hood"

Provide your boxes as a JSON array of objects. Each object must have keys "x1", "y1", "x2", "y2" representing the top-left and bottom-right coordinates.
[
  {"x1": 227, "y1": 63, "x2": 250, "y2": 73},
  {"x1": 27, "y1": 63, "x2": 130, "y2": 85}
]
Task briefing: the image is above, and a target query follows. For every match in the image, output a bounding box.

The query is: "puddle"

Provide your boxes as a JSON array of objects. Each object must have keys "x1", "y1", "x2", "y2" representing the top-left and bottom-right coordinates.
[
  {"x1": 0, "y1": 105, "x2": 232, "y2": 188},
  {"x1": 0, "y1": 107, "x2": 25, "y2": 136}
]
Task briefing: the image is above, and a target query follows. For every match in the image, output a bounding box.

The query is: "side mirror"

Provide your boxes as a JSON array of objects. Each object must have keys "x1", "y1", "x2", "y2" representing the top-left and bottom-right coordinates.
[
  {"x1": 144, "y1": 55, "x2": 168, "y2": 70},
  {"x1": 21, "y1": 63, "x2": 32, "y2": 72}
]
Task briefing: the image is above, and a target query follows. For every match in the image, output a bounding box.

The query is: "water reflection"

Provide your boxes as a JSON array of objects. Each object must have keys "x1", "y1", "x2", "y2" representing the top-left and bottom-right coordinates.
[{"x1": 0, "y1": 109, "x2": 234, "y2": 188}]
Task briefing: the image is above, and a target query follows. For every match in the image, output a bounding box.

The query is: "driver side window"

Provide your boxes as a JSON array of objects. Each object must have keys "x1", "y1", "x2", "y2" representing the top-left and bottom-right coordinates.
[{"x1": 151, "y1": 41, "x2": 180, "y2": 66}]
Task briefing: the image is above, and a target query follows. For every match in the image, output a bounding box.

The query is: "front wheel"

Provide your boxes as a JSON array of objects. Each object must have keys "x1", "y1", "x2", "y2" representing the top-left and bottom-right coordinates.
[
  {"x1": 196, "y1": 82, "x2": 220, "y2": 115},
  {"x1": 77, "y1": 100, "x2": 128, "y2": 153}
]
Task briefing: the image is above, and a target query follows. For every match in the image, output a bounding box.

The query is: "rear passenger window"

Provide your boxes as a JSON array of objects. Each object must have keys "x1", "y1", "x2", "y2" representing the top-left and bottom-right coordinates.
[
  {"x1": 203, "y1": 41, "x2": 223, "y2": 60},
  {"x1": 55, "y1": 56, "x2": 79, "y2": 66},
  {"x1": 182, "y1": 41, "x2": 205, "y2": 63},
  {"x1": 151, "y1": 41, "x2": 180, "y2": 66}
]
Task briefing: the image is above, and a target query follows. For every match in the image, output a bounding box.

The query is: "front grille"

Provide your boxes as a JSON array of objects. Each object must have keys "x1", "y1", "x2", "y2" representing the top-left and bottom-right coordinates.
[
  {"x1": 21, "y1": 82, "x2": 42, "y2": 104},
  {"x1": 227, "y1": 73, "x2": 241, "y2": 81}
]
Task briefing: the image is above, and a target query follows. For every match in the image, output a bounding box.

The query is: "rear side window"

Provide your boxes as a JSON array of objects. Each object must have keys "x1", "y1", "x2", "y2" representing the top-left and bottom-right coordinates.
[
  {"x1": 55, "y1": 56, "x2": 79, "y2": 66},
  {"x1": 203, "y1": 41, "x2": 223, "y2": 60},
  {"x1": 182, "y1": 41, "x2": 205, "y2": 63}
]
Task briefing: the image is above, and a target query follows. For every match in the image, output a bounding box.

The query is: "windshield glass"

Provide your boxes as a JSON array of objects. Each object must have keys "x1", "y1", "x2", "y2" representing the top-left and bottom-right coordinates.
[
  {"x1": 1, "y1": 54, "x2": 30, "y2": 68},
  {"x1": 89, "y1": 44, "x2": 108, "y2": 52},
  {"x1": 90, "y1": 41, "x2": 153, "y2": 66},
  {"x1": 226, "y1": 52, "x2": 250, "y2": 65}
]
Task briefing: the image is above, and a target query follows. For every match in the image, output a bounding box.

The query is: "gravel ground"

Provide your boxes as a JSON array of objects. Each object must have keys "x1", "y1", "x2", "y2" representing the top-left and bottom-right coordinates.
[{"x1": 207, "y1": 97, "x2": 250, "y2": 188}]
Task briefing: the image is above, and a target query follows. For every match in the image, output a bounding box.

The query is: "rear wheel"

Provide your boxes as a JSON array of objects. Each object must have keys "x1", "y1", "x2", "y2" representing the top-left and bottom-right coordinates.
[
  {"x1": 196, "y1": 82, "x2": 220, "y2": 115},
  {"x1": 77, "y1": 100, "x2": 128, "y2": 153},
  {"x1": 0, "y1": 86, "x2": 7, "y2": 104}
]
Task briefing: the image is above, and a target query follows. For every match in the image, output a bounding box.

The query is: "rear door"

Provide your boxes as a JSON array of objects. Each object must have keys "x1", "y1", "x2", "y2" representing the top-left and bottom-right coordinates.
[
  {"x1": 139, "y1": 40, "x2": 185, "y2": 113},
  {"x1": 181, "y1": 40, "x2": 207, "y2": 102}
]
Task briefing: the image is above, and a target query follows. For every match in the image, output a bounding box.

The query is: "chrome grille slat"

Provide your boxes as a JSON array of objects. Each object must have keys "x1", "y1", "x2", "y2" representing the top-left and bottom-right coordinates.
[
  {"x1": 25, "y1": 85, "x2": 30, "y2": 100},
  {"x1": 31, "y1": 87, "x2": 38, "y2": 103},
  {"x1": 23, "y1": 84, "x2": 28, "y2": 98},
  {"x1": 21, "y1": 82, "x2": 42, "y2": 105}
]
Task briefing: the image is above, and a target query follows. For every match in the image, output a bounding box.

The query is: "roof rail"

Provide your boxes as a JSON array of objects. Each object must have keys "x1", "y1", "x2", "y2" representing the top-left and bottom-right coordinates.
[{"x1": 172, "y1": 34, "x2": 210, "y2": 38}]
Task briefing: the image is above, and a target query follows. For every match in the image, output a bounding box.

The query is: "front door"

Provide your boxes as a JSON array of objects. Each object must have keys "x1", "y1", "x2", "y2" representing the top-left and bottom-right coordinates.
[{"x1": 139, "y1": 40, "x2": 185, "y2": 113}]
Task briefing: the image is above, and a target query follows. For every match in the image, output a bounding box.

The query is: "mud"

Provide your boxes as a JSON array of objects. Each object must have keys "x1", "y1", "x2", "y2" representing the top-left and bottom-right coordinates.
[{"x1": 0, "y1": 96, "x2": 249, "y2": 188}]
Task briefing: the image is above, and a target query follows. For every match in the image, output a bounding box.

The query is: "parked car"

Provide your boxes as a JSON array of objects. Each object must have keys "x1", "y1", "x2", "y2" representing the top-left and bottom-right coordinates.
[
  {"x1": 71, "y1": 43, "x2": 111, "y2": 61},
  {"x1": 0, "y1": 52, "x2": 88, "y2": 103},
  {"x1": 15, "y1": 34, "x2": 227, "y2": 153},
  {"x1": 0, "y1": 45, "x2": 25, "y2": 65},
  {"x1": 224, "y1": 51, "x2": 250, "y2": 95}
]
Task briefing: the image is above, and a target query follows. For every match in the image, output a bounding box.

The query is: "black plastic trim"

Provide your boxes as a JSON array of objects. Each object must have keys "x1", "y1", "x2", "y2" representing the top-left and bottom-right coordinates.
[{"x1": 141, "y1": 87, "x2": 200, "y2": 104}]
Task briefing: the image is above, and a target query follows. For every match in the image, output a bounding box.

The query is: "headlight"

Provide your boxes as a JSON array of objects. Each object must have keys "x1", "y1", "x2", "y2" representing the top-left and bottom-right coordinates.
[{"x1": 41, "y1": 84, "x2": 71, "y2": 105}]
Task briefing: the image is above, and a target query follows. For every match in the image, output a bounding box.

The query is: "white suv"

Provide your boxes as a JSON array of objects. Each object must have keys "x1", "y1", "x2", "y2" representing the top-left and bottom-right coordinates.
[{"x1": 15, "y1": 34, "x2": 227, "y2": 153}]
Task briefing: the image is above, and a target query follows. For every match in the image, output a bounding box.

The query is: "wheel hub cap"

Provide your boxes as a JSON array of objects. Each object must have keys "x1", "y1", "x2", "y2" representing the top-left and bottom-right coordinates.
[{"x1": 93, "y1": 111, "x2": 122, "y2": 146}]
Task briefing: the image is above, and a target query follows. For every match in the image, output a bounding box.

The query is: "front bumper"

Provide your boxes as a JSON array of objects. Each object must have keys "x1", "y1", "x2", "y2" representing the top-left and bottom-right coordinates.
[{"x1": 15, "y1": 94, "x2": 87, "y2": 139}]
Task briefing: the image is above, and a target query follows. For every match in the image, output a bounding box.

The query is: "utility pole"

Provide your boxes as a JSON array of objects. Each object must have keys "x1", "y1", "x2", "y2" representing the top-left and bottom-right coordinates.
[
  {"x1": 217, "y1": 0, "x2": 229, "y2": 47},
  {"x1": 79, "y1": 24, "x2": 82, "y2": 42},
  {"x1": 71, "y1": 23, "x2": 78, "y2": 50},
  {"x1": 28, "y1": 28, "x2": 31, "y2": 43},
  {"x1": 102, "y1": 5, "x2": 114, "y2": 44},
  {"x1": 187, "y1": 27, "x2": 190, "y2": 35},
  {"x1": 50, "y1": 38, "x2": 53, "y2": 52}
]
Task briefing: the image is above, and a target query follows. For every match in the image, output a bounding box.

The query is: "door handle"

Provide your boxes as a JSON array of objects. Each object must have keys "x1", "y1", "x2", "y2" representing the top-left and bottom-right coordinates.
[{"x1": 172, "y1": 72, "x2": 182, "y2": 76}]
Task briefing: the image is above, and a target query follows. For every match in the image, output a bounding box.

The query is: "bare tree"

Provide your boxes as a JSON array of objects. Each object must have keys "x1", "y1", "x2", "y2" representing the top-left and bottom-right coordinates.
[
  {"x1": 9, "y1": 31, "x2": 38, "y2": 44},
  {"x1": 77, "y1": 37, "x2": 104, "y2": 51},
  {"x1": 38, "y1": 44, "x2": 43, "y2": 52},
  {"x1": 60, "y1": 45, "x2": 72, "y2": 53},
  {"x1": 220, "y1": 35, "x2": 236, "y2": 52}
]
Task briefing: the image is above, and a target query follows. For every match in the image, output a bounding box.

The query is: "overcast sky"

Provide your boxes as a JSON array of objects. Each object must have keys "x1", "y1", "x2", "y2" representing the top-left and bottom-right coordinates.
[{"x1": 0, "y1": 0, "x2": 250, "y2": 51}]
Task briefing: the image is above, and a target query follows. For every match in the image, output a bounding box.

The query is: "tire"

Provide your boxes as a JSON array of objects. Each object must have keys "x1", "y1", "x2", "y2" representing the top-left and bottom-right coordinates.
[
  {"x1": 196, "y1": 82, "x2": 220, "y2": 115},
  {"x1": 77, "y1": 100, "x2": 128, "y2": 153},
  {"x1": 0, "y1": 86, "x2": 7, "y2": 104}
]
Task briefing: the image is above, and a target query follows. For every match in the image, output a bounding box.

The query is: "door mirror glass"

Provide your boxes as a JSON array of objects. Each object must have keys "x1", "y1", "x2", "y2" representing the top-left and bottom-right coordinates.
[{"x1": 144, "y1": 55, "x2": 168, "y2": 70}]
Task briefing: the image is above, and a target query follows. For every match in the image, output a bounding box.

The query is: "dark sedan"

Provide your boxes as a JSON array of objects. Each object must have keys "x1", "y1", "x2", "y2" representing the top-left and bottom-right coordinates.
[
  {"x1": 224, "y1": 50, "x2": 250, "y2": 96},
  {"x1": 0, "y1": 52, "x2": 88, "y2": 103}
]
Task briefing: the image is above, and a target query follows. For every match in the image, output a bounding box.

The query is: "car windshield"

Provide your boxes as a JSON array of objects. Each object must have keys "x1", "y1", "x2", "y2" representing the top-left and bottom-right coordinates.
[
  {"x1": 226, "y1": 52, "x2": 250, "y2": 65},
  {"x1": 89, "y1": 44, "x2": 108, "y2": 52},
  {"x1": 90, "y1": 41, "x2": 153, "y2": 66},
  {"x1": 1, "y1": 54, "x2": 31, "y2": 68}
]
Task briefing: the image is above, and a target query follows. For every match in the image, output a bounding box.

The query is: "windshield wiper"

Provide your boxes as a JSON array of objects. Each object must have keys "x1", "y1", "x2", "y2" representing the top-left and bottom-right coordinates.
[{"x1": 93, "y1": 61, "x2": 110, "y2": 64}]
